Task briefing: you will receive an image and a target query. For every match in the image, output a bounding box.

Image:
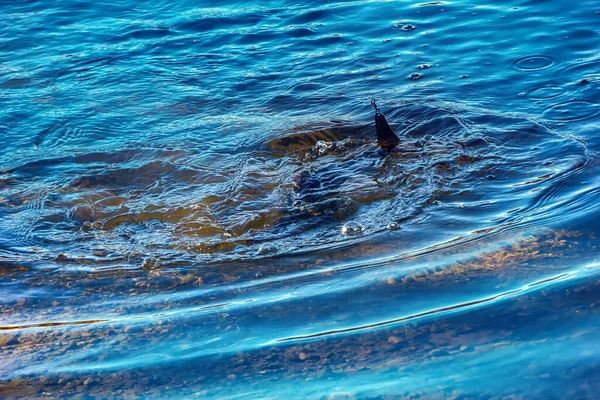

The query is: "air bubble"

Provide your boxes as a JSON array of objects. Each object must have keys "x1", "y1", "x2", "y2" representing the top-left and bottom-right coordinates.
[
  {"x1": 387, "y1": 223, "x2": 399, "y2": 231},
  {"x1": 142, "y1": 257, "x2": 159, "y2": 270},
  {"x1": 293, "y1": 200, "x2": 306, "y2": 210},
  {"x1": 258, "y1": 243, "x2": 278, "y2": 254},
  {"x1": 394, "y1": 23, "x2": 416, "y2": 31},
  {"x1": 408, "y1": 72, "x2": 423, "y2": 80},
  {"x1": 341, "y1": 221, "x2": 366, "y2": 236}
]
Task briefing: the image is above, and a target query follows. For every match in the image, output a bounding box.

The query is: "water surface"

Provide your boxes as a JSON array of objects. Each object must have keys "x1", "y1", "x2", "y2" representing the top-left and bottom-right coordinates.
[{"x1": 1, "y1": 0, "x2": 600, "y2": 398}]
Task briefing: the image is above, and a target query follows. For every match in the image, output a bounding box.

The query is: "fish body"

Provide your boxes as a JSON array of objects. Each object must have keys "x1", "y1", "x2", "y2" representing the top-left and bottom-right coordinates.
[{"x1": 290, "y1": 100, "x2": 400, "y2": 218}]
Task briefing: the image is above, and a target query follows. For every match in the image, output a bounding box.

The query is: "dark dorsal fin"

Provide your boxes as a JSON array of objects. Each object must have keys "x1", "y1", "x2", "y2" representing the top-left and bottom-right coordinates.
[{"x1": 371, "y1": 99, "x2": 400, "y2": 150}]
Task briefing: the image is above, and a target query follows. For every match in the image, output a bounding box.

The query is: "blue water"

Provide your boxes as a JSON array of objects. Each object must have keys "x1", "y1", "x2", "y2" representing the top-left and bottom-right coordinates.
[{"x1": 1, "y1": 0, "x2": 600, "y2": 398}]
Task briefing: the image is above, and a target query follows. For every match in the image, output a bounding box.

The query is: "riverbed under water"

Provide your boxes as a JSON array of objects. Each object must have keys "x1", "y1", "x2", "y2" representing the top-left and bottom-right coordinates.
[{"x1": 1, "y1": 0, "x2": 600, "y2": 398}]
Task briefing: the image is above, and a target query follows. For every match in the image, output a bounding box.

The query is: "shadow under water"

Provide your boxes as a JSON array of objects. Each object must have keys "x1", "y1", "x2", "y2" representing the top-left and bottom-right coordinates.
[{"x1": 1, "y1": 100, "x2": 594, "y2": 265}]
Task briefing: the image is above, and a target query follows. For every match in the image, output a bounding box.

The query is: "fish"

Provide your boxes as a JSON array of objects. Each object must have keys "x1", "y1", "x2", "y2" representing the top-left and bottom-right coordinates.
[
  {"x1": 288, "y1": 100, "x2": 402, "y2": 220},
  {"x1": 372, "y1": 99, "x2": 401, "y2": 150}
]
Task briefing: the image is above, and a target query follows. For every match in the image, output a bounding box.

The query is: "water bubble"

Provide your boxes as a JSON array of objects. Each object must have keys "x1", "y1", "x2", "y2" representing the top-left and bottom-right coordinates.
[
  {"x1": 55, "y1": 253, "x2": 68, "y2": 262},
  {"x1": 255, "y1": 272, "x2": 264, "y2": 278},
  {"x1": 92, "y1": 221, "x2": 103, "y2": 230},
  {"x1": 142, "y1": 257, "x2": 159, "y2": 270},
  {"x1": 258, "y1": 243, "x2": 278, "y2": 254},
  {"x1": 387, "y1": 222, "x2": 399, "y2": 231},
  {"x1": 576, "y1": 78, "x2": 591, "y2": 85},
  {"x1": 341, "y1": 221, "x2": 366, "y2": 236},
  {"x1": 402, "y1": 24, "x2": 416, "y2": 31},
  {"x1": 315, "y1": 140, "x2": 337, "y2": 156},
  {"x1": 416, "y1": 64, "x2": 431, "y2": 69},
  {"x1": 460, "y1": 75, "x2": 469, "y2": 79},
  {"x1": 293, "y1": 200, "x2": 306, "y2": 210},
  {"x1": 408, "y1": 72, "x2": 423, "y2": 80}
]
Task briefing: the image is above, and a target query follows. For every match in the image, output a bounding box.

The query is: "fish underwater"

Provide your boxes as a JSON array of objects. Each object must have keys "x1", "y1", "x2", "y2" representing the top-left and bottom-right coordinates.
[
  {"x1": 286, "y1": 99, "x2": 404, "y2": 222},
  {"x1": 274, "y1": 99, "x2": 479, "y2": 226},
  {"x1": 1, "y1": 99, "x2": 587, "y2": 264},
  {"x1": 212, "y1": 98, "x2": 588, "y2": 257}
]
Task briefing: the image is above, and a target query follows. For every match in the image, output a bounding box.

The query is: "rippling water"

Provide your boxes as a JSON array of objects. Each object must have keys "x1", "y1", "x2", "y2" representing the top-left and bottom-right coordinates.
[{"x1": 2, "y1": 0, "x2": 600, "y2": 398}]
